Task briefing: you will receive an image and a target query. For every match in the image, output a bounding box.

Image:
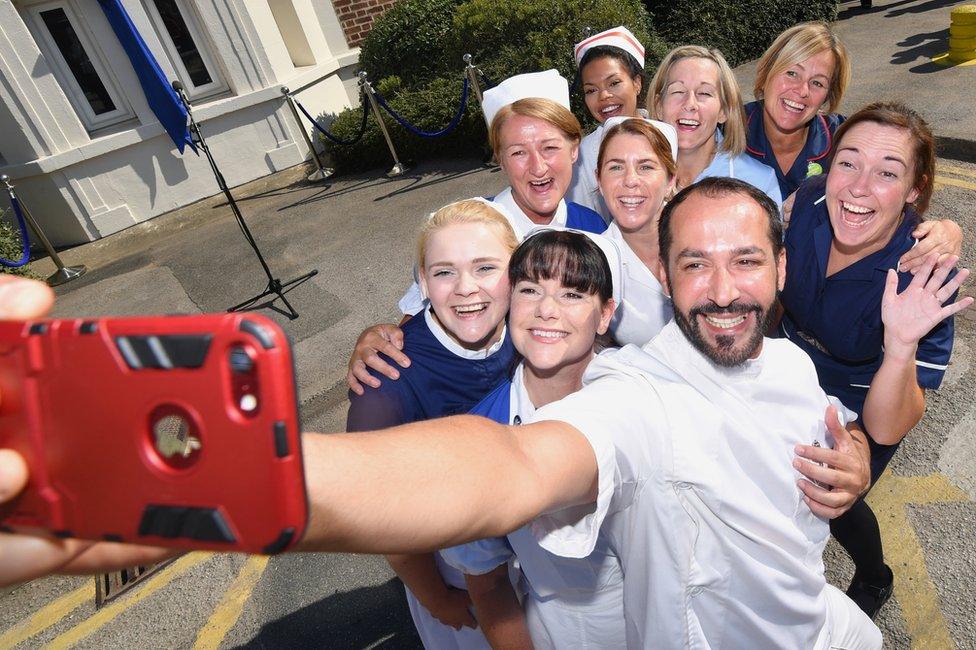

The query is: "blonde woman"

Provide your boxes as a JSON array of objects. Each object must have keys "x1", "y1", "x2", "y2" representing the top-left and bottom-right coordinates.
[
  {"x1": 648, "y1": 45, "x2": 783, "y2": 208},
  {"x1": 346, "y1": 199, "x2": 528, "y2": 649},
  {"x1": 747, "y1": 21, "x2": 960, "y2": 273}
]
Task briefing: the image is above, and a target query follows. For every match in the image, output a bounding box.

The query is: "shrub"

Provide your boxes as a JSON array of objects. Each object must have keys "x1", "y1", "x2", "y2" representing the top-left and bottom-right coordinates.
[
  {"x1": 642, "y1": 0, "x2": 838, "y2": 69},
  {"x1": 358, "y1": 0, "x2": 465, "y2": 90},
  {"x1": 446, "y1": 0, "x2": 668, "y2": 129},
  {"x1": 320, "y1": 76, "x2": 489, "y2": 173},
  {"x1": 0, "y1": 216, "x2": 37, "y2": 278},
  {"x1": 323, "y1": 0, "x2": 662, "y2": 171}
]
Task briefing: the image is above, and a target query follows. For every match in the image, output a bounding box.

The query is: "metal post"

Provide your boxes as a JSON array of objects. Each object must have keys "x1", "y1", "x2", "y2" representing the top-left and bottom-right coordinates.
[
  {"x1": 463, "y1": 54, "x2": 484, "y2": 105},
  {"x1": 358, "y1": 71, "x2": 406, "y2": 176},
  {"x1": 281, "y1": 86, "x2": 334, "y2": 182},
  {"x1": 1, "y1": 174, "x2": 86, "y2": 287},
  {"x1": 463, "y1": 55, "x2": 496, "y2": 167}
]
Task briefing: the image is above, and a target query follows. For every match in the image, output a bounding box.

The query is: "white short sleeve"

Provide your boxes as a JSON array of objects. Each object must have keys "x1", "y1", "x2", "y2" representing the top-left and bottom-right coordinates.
[
  {"x1": 397, "y1": 280, "x2": 427, "y2": 316},
  {"x1": 528, "y1": 372, "x2": 652, "y2": 559},
  {"x1": 440, "y1": 537, "x2": 513, "y2": 576}
]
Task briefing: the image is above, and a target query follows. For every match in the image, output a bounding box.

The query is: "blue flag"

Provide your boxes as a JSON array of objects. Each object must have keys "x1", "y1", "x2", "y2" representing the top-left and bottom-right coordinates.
[{"x1": 97, "y1": 0, "x2": 196, "y2": 153}]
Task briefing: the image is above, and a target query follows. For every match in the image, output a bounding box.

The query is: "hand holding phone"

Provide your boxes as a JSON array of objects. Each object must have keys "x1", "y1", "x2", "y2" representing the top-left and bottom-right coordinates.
[{"x1": 0, "y1": 313, "x2": 307, "y2": 554}]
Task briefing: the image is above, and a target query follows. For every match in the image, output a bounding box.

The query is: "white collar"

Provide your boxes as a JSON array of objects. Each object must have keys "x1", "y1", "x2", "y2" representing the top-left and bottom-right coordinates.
[
  {"x1": 605, "y1": 222, "x2": 668, "y2": 294},
  {"x1": 509, "y1": 363, "x2": 538, "y2": 425},
  {"x1": 493, "y1": 187, "x2": 568, "y2": 237},
  {"x1": 424, "y1": 306, "x2": 508, "y2": 360},
  {"x1": 652, "y1": 320, "x2": 764, "y2": 382}
]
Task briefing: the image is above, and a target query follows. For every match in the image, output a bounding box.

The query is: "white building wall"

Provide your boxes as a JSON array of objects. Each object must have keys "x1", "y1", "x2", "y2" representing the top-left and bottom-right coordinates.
[{"x1": 0, "y1": 0, "x2": 361, "y2": 246}]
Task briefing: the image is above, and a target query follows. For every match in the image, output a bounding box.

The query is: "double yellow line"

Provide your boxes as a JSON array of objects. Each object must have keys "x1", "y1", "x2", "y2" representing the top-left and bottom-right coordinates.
[
  {"x1": 934, "y1": 163, "x2": 976, "y2": 192},
  {"x1": 0, "y1": 553, "x2": 269, "y2": 649}
]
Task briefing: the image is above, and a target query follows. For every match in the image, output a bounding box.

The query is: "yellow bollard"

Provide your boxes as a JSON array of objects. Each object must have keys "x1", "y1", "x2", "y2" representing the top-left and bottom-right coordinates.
[{"x1": 934, "y1": 5, "x2": 976, "y2": 66}]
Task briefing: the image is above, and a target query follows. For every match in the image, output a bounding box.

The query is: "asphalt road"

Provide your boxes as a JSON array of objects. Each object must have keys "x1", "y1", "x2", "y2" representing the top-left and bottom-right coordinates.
[{"x1": 1, "y1": 153, "x2": 974, "y2": 649}]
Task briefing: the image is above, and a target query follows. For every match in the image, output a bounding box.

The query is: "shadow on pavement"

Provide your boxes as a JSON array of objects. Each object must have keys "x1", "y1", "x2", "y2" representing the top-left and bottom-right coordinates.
[
  {"x1": 838, "y1": 0, "x2": 959, "y2": 19},
  {"x1": 892, "y1": 28, "x2": 949, "y2": 70},
  {"x1": 236, "y1": 578, "x2": 421, "y2": 649},
  {"x1": 375, "y1": 164, "x2": 501, "y2": 202}
]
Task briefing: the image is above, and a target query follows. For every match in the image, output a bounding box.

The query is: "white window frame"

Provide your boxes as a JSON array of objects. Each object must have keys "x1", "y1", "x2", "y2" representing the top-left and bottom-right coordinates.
[
  {"x1": 21, "y1": 0, "x2": 136, "y2": 132},
  {"x1": 142, "y1": 0, "x2": 227, "y2": 101}
]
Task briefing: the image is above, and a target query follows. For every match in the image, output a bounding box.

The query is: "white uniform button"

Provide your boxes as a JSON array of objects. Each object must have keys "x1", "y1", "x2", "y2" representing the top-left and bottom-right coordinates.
[
  {"x1": 675, "y1": 481, "x2": 692, "y2": 490},
  {"x1": 689, "y1": 586, "x2": 704, "y2": 597}
]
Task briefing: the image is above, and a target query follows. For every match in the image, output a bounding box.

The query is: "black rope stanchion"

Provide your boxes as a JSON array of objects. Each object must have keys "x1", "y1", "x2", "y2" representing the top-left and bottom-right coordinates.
[
  {"x1": 172, "y1": 81, "x2": 317, "y2": 320},
  {"x1": 281, "y1": 86, "x2": 334, "y2": 183},
  {"x1": 1, "y1": 174, "x2": 86, "y2": 286},
  {"x1": 358, "y1": 72, "x2": 407, "y2": 177}
]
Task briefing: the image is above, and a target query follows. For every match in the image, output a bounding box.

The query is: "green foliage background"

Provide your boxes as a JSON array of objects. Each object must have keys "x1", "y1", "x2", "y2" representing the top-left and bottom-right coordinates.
[
  {"x1": 0, "y1": 217, "x2": 37, "y2": 278},
  {"x1": 319, "y1": 0, "x2": 836, "y2": 172}
]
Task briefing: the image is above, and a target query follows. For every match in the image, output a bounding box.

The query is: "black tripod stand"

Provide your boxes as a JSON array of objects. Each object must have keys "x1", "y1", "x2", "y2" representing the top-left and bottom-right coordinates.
[{"x1": 172, "y1": 81, "x2": 317, "y2": 319}]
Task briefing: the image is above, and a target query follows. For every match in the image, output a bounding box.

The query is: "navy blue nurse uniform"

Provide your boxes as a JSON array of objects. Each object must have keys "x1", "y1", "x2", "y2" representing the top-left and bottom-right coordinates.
[
  {"x1": 346, "y1": 310, "x2": 516, "y2": 431},
  {"x1": 565, "y1": 201, "x2": 608, "y2": 234},
  {"x1": 744, "y1": 100, "x2": 844, "y2": 199},
  {"x1": 778, "y1": 175, "x2": 956, "y2": 482}
]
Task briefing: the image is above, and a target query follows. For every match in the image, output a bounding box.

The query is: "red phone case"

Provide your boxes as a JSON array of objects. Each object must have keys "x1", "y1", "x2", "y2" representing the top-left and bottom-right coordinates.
[{"x1": 0, "y1": 313, "x2": 307, "y2": 554}]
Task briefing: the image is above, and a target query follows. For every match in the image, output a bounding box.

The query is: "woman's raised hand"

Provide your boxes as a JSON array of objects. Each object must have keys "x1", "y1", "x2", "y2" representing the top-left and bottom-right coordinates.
[{"x1": 883, "y1": 253, "x2": 973, "y2": 354}]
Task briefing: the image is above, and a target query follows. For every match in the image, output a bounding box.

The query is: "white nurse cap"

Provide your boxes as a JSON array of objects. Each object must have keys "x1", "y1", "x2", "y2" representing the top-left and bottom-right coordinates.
[
  {"x1": 600, "y1": 116, "x2": 679, "y2": 165},
  {"x1": 574, "y1": 26, "x2": 645, "y2": 69},
  {"x1": 481, "y1": 70, "x2": 571, "y2": 129},
  {"x1": 426, "y1": 196, "x2": 521, "y2": 239},
  {"x1": 523, "y1": 227, "x2": 624, "y2": 311}
]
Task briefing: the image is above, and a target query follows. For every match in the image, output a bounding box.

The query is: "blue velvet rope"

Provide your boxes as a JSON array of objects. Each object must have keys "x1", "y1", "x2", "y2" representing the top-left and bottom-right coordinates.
[
  {"x1": 0, "y1": 195, "x2": 32, "y2": 268},
  {"x1": 295, "y1": 93, "x2": 369, "y2": 146},
  {"x1": 478, "y1": 70, "x2": 495, "y2": 89},
  {"x1": 372, "y1": 77, "x2": 469, "y2": 138}
]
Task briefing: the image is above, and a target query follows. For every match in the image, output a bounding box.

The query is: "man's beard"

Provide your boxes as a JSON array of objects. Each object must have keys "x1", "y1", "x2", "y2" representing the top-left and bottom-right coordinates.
[{"x1": 672, "y1": 299, "x2": 776, "y2": 368}]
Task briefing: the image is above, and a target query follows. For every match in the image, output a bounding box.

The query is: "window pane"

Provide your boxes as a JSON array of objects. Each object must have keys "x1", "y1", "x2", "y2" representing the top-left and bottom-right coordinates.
[
  {"x1": 40, "y1": 8, "x2": 117, "y2": 115},
  {"x1": 152, "y1": 0, "x2": 212, "y2": 87}
]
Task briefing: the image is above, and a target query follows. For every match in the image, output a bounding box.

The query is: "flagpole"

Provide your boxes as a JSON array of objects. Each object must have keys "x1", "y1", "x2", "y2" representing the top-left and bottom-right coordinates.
[{"x1": 172, "y1": 81, "x2": 317, "y2": 320}]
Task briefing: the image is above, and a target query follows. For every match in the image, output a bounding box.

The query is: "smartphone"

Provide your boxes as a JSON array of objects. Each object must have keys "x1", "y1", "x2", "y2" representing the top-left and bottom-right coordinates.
[{"x1": 0, "y1": 313, "x2": 306, "y2": 554}]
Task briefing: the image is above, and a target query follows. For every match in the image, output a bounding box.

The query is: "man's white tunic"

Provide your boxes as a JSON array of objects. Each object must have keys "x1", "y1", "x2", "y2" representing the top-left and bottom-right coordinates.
[{"x1": 529, "y1": 321, "x2": 862, "y2": 648}]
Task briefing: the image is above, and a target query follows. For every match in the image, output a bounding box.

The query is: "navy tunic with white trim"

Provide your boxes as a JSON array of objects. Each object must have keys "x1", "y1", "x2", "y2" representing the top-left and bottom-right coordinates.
[
  {"x1": 346, "y1": 311, "x2": 516, "y2": 431},
  {"x1": 778, "y1": 175, "x2": 956, "y2": 480},
  {"x1": 744, "y1": 100, "x2": 844, "y2": 199}
]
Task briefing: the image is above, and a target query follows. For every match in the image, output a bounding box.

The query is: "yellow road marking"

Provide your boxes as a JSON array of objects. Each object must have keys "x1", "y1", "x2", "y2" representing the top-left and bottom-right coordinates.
[
  {"x1": 933, "y1": 175, "x2": 976, "y2": 192},
  {"x1": 192, "y1": 555, "x2": 269, "y2": 649},
  {"x1": 936, "y1": 164, "x2": 976, "y2": 179},
  {"x1": 867, "y1": 472, "x2": 966, "y2": 649},
  {"x1": 45, "y1": 553, "x2": 211, "y2": 649},
  {"x1": 0, "y1": 583, "x2": 91, "y2": 647}
]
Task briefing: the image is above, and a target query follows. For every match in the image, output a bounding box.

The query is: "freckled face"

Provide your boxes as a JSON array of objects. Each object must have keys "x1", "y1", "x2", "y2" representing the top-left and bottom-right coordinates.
[
  {"x1": 597, "y1": 132, "x2": 675, "y2": 233},
  {"x1": 762, "y1": 49, "x2": 835, "y2": 134},
  {"x1": 510, "y1": 277, "x2": 613, "y2": 375},
  {"x1": 420, "y1": 223, "x2": 512, "y2": 350},
  {"x1": 581, "y1": 56, "x2": 642, "y2": 123},
  {"x1": 498, "y1": 114, "x2": 579, "y2": 224},
  {"x1": 656, "y1": 57, "x2": 727, "y2": 154},
  {"x1": 826, "y1": 122, "x2": 920, "y2": 255}
]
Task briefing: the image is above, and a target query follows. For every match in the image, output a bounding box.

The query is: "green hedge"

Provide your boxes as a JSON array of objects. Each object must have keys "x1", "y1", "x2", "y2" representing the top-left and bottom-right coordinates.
[
  {"x1": 322, "y1": 0, "x2": 658, "y2": 172},
  {"x1": 321, "y1": 0, "x2": 836, "y2": 172},
  {"x1": 0, "y1": 218, "x2": 37, "y2": 278},
  {"x1": 320, "y1": 76, "x2": 489, "y2": 173},
  {"x1": 358, "y1": 0, "x2": 464, "y2": 89},
  {"x1": 642, "y1": 0, "x2": 837, "y2": 69}
]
